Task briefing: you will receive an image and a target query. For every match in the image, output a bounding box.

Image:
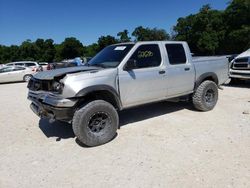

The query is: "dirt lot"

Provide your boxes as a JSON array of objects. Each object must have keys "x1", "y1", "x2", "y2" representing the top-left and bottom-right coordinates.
[{"x1": 0, "y1": 82, "x2": 250, "y2": 188}]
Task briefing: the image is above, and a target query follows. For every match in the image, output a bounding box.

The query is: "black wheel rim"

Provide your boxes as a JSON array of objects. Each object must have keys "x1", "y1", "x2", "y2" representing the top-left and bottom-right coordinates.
[
  {"x1": 88, "y1": 112, "x2": 111, "y2": 133},
  {"x1": 205, "y1": 89, "x2": 215, "y2": 104}
]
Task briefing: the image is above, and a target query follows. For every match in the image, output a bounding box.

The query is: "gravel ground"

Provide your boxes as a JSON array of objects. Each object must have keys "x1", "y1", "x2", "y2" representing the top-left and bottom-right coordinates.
[{"x1": 0, "y1": 82, "x2": 249, "y2": 188}]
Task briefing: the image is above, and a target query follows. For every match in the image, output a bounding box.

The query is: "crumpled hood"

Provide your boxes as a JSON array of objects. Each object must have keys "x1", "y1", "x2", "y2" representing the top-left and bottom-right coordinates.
[{"x1": 33, "y1": 66, "x2": 100, "y2": 80}]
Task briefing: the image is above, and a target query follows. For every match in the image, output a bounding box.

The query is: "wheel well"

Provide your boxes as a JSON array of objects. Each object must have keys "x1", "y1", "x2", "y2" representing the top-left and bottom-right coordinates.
[
  {"x1": 202, "y1": 76, "x2": 218, "y2": 84},
  {"x1": 195, "y1": 73, "x2": 218, "y2": 89},
  {"x1": 76, "y1": 90, "x2": 121, "y2": 110}
]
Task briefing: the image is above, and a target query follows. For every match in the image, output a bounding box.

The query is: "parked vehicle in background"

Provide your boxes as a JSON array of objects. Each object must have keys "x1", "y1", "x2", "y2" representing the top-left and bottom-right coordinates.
[
  {"x1": 0, "y1": 66, "x2": 35, "y2": 83},
  {"x1": 38, "y1": 62, "x2": 48, "y2": 71},
  {"x1": 51, "y1": 58, "x2": 84, "y2": 69},
  {"x1": 28, "y1": 41, "x2": 229, "y2": 147},
  {"x1": 5, "y1": 61, "x2": 39, "y2": 71},
  {"x1": 82, "y1": 57, "x2": 92, "y2": 63},
  {"x1": 229, "y1": 48, "x2": 250, "y2": 83}
]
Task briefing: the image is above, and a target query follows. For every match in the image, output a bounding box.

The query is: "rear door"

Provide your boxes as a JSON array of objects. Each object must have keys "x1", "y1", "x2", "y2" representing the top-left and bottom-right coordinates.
[
  {"x1": 119, "y1": 43, "x2": 167, "y2": 108},
  {"x1": 164, "y1": 43, "x2": 195, "y2": 97}
]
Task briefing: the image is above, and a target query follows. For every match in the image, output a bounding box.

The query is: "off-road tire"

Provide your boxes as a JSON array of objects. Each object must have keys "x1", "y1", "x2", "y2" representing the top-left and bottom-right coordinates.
[
  {"x1": 192, "y1": 80, "x2": 218, "y2": 111},
  {"x1": 23, "y1": 74, "x2": 32, "y2": 82},
  {"x1": 72, "y1": 100, "x2": 119, "y2": 147}
]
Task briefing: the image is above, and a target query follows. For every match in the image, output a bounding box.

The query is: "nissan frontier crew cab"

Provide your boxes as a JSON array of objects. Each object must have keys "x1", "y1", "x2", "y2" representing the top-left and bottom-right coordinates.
[{"x1": 28, "y1": 41, "x2": 229, "y2": 146}]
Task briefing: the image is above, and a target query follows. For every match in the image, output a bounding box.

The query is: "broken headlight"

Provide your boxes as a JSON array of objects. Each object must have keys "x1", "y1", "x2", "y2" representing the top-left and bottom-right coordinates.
[{"x1": 52, "y1": 81, "x2": 63, "y2": 93}]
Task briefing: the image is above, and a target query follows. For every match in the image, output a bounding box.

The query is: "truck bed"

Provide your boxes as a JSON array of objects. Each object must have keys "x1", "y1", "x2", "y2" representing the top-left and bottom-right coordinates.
[{"x1": 192, "y1": 56, "x2": 229, "y2": 85}]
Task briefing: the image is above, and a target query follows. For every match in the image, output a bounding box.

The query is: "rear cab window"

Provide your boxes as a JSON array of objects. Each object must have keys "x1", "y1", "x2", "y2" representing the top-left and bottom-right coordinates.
[
  {"x1": 128, "y1": 44, "x2": 162, "y2": 69},
  {"x1": 165, "y1": 44, "x2": 187, "y2": 65}
]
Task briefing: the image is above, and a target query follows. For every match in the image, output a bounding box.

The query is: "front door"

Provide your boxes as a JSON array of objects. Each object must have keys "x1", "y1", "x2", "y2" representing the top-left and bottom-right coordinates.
[{"x1": 119, "y1": 44, "x2": 167, "y2": 108}]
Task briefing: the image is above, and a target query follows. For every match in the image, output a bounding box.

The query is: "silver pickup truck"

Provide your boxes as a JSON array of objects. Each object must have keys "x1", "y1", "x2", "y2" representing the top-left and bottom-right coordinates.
[{"x1": 28, "y1": 41, "x2": 229, "y2": 146}]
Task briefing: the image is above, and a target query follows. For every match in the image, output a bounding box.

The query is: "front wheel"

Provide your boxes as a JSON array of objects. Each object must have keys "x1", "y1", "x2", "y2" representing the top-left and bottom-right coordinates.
[
  {"x1": 72, "y1": 100, "x2": 119, "y2": 147},
  {"x1": 192, "y1": 80, "x2": 218, "y2": 111}
]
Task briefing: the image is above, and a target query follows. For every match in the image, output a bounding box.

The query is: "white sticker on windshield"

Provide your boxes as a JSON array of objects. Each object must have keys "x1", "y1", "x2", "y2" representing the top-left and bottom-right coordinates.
[{"x1": 114, "y1": 46, "x2": 126, "y2": 51}]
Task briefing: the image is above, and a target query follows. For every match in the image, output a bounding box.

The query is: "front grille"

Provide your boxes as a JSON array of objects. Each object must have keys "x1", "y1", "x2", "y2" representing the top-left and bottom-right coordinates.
[
  {"x1": 235, "y1": 57, "x2": 249, "y2": 63},
  {"x1": 234, "y1": 63, "x2": 248, "y2": 68},
  {"x1": 28, "y1": 78, "x2": 52, "y2": 91},
  {"x1": 231, "y1": 72, "x2": 250, "y2": 77}
]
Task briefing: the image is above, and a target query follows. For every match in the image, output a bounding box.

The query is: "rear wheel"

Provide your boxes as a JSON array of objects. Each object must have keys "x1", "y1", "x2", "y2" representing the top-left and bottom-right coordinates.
[
  {"x1": 192, "y1": 80, "x2": 218, "y2": 111},
  {"x1": 72, "y1": 100, "x2": 119, "y2": 147},
  {"x1": 23, "y1": 74, "x2": 32, "y2": 82}
]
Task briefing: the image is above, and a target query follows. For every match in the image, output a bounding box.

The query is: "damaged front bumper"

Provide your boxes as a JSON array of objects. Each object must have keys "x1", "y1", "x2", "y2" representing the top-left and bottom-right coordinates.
[{"x1": 28, "y1": 91, "x2": 76, "y2": 122}]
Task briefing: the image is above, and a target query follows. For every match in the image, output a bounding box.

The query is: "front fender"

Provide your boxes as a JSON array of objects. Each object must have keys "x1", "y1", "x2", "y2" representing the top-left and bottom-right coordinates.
[{"x1": 75, "y1": 85, "x2": 122, "y2": 110}]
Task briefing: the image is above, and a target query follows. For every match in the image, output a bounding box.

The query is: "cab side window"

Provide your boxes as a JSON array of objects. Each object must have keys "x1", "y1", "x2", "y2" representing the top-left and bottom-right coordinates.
[
  {"x1": 165, "y1": 44, "x2": 187, "y2": 65},
  {"x1": 129, "y1": 44, "x2": 161, "y2": 69}
]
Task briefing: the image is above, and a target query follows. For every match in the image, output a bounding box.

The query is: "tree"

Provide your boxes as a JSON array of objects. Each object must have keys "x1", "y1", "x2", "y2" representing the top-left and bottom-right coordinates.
[
  {"x1": 117, "y1": 30, "x2": 131, "y2": 42},
  {"x1": 34, "y1": 38, "x2": 55, "y2": 62},
  {"x1": 58, "y1": 37, "x2": 84, "y2": 60},
  {"x1": 173, "y1": 5, "x2": 226, "y2": 55},
  {"x1": 97, "y1": 35, "x2": 118, "y2": 51},
  {"x1": 84, "y1": 43, "x2": 99, "y2": 57},
  {"x1": 132, "y1": 26, "x2": 170, "y2": 41},
  {"x1": 173, "y1": 1, "x2": 250, "y2": 55},
  {"x1": 222, "y1": 0, "x2": 250, "y2": 53},
  {"x1": 18, "y1": 40, "x2": 38, "y2": 61}
]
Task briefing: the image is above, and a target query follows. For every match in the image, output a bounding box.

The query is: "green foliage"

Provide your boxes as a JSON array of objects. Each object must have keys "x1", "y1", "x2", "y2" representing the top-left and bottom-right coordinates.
[
  {"x1": 35, "y1": 39, "x2": 56, "y2": 62},
  {"x1": 84, "y1": 43, "x2": 99, "y2": 57},
  {"x1": 58, "y1": 37, "x2": 84, "y2": 60},
  {"x1": 0, "y1": 0, "x2": 249, "y2": 64},
  {"x1": 132, "y1": 26, "x2": 170, "y2": 41},
  {"x1": 173, "y1": 0, "x2": 250, "y2": 55},
  {"x1": 97, "y1": 35, "x2": 118, "y2": 51},
  {"x1": 117, "y1": 30, "x2": 131, "y2": 42}
]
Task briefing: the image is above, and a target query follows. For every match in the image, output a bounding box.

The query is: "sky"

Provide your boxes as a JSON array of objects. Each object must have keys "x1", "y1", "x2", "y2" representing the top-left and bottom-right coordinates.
[{"x1": 0, "y1": 0, "x2": 229, "y2": 46}]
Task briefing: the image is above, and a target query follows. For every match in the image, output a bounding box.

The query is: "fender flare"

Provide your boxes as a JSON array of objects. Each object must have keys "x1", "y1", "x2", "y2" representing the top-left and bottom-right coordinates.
[
  {"x1": 195, "y1": 72, "x2": 218, "y2": 89},
  {"x1": 75, "y1": 85, "x2": 122, "y2": 110}
]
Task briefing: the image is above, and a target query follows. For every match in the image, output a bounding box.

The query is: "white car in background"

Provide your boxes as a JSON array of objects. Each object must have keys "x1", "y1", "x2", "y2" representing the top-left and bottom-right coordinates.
[
  {"x1": 0, "y1": 66, "x2": 36, "y2": 83},
  {"x1": 5, "y1": 61, "x2": 39, "y2": 70},
  {"x1": 38, "y1": 62, "x2": 49, "y2": 71}
]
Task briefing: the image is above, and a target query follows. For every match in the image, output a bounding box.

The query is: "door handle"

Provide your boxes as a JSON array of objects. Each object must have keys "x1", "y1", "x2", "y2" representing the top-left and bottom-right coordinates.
[
  {"x1": 184, "y1": 67, "x2": 190, "y2": 71},
  {"x1": 159, "y1": 70, "x2": 166, "y2": 74}
]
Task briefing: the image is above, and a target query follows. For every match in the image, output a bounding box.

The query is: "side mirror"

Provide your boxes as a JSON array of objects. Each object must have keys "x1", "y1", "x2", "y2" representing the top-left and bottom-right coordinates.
[{"x1": 124, "y1": 59, "x2": 137, "y2": 70}]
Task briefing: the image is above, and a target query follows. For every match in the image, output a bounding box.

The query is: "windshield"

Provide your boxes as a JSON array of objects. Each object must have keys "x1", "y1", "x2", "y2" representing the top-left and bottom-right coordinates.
[{"x1": 87, "y1": 44, "x2": 134, "y2": 68}]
